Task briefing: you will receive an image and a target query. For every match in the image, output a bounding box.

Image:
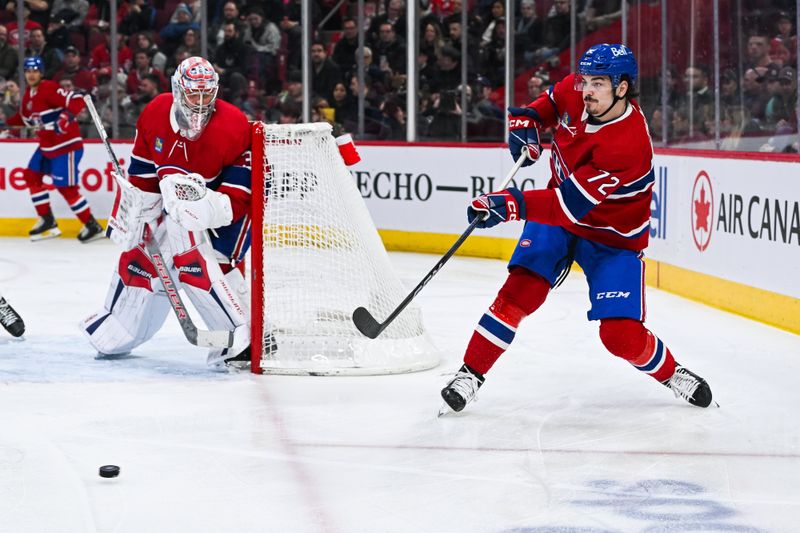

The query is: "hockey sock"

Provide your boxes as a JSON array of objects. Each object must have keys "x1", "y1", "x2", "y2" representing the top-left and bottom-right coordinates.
[
  {"x1": 464, "y1": 267, "x2": 550, "y2": 375},
  {"x1": 598, "y1": 318, "x2": 676, "y2": 383},
  {"x1": 58, "y1": 185, "x2": 93, "y2": 224},
  {"x1": 24, "y1": 169, "x2": 51, "y2": 216}
]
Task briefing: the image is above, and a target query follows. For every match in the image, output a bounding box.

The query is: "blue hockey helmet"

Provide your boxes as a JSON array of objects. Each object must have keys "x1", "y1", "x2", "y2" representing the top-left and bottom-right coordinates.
[
  {"x1": 577, "y1": 44, "x2": 638, "y2": 89},
  {"x1": 23, "y1": 55, "x2": 44, "y2": 72}
]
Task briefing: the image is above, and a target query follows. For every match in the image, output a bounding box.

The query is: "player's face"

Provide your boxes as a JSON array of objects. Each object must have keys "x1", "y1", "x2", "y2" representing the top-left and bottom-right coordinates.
[
  {"x1": 578, "y1": 75, "x2": 615, "y2": 114},
  {"x1": 24, "y1": 68, "x2": 43, "y2": 87}
]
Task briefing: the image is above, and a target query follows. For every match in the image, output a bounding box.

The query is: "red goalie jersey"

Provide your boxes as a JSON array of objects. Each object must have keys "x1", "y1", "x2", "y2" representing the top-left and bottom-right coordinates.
[
  {"x1": 522, "y1": 73, "x2": 655, "y2": 251},
  {"x1": 127, "y1": 93, "x2": 251, "y2": 221},
  {"x1": 7, "y1": 79, "x2": 85, "y2": 157}
]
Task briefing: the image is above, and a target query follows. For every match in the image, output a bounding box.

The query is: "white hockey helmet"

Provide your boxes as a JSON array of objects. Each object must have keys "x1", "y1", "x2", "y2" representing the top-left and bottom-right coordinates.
[{"x1": 171, "y1": 56, "x2": 219, "y2": 140}]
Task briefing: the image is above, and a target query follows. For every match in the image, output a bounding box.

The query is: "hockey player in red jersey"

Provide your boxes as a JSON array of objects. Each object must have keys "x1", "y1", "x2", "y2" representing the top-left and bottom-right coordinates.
[
  {"x1": 6, "y1": 56, "x2": 103, "y2": 242},
  {"x1": 440, "y1": 44, "x2": 714, "y2": 413},
  {"x1": 80, "y1": 56, "x2": 255, "y2": 368}
]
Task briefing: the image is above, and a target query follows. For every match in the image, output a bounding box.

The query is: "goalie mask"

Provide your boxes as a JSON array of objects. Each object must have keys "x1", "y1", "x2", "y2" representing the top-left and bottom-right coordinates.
[{"x1": 171, "y1": 57, "x2": 219, "y2": 141}]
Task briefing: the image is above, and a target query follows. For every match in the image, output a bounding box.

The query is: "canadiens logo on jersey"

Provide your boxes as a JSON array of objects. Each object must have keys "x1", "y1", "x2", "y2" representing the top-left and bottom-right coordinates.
[{"x1": 154, "y1": 137, "x2": 163, "y2": 153}]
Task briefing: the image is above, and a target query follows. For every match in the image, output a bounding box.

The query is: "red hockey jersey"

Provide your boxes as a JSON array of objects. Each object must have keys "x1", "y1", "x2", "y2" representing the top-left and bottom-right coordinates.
[
  {"x1": 7, "y1": 79, "x2": 85, "y2": 157},
  {"x1": 521, "y1": 73, "x2": 655, "y2": 251},
  {"x1": 127, "y1": 93, "x2": 252, "y2": 222}
]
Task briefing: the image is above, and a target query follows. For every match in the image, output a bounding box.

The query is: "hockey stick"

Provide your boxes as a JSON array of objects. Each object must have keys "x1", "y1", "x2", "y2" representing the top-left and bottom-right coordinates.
[
  {"x1": 353, "y1": 150, "x2": 530, "y2": 339},
  {"x1": 82, "y1": 95, "x2": 234, "y2": 349}
]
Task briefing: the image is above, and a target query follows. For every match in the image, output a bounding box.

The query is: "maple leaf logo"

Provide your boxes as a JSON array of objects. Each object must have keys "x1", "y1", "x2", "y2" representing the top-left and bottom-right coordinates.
[
  {"x1": 691, "y1": 171, "x2": 714, "y2": 252},
  {"x1": 694, "y1": 185, "x2": 711, "y2": 232}
]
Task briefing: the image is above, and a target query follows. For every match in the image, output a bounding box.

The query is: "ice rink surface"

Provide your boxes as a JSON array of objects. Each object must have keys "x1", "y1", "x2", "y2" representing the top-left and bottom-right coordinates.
[{"x1": 1, "y1": 237, "x2": 799, "y2": 533}]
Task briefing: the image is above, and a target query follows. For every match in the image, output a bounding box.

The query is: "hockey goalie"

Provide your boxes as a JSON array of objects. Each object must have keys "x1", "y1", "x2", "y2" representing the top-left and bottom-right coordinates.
[{"x1": 81, "y1": 57, "x2": 253, "y2": 367}]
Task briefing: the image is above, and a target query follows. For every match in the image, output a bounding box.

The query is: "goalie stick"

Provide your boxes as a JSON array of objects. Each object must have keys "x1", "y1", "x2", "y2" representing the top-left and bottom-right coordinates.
[
  {"x1": 82, "y1": 94, "x2": 233, "y2": 349},
  {"x1": 353, "y1": 150, "x2": 530, "y2": 339}
]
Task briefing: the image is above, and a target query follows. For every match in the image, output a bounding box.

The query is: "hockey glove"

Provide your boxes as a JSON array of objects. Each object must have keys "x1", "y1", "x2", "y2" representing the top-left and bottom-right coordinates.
[
  {"x1": 55, "y1": 111, "x2": 74, "y2": 134},
  {"x1": 160, "y1": 173, "x2": 233, "y2": 232},
  {"x1": 507, "y1": 107, "x2": 541, "y2": 167},
  {"x1": 467, "y1": 187, "x2": 526, "y2": 229}
]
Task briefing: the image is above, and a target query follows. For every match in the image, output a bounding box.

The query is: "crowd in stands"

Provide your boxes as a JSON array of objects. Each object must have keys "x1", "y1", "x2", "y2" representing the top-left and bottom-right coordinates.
[{"x1": 0, "y1": 0, "x2": 795, "y2": 150}]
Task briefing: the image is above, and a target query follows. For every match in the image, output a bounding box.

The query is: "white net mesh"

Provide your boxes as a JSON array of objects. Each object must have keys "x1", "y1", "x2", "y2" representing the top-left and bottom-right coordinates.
[{"x1": 256, "y1": 122, "x2": 440, "y2": 375}]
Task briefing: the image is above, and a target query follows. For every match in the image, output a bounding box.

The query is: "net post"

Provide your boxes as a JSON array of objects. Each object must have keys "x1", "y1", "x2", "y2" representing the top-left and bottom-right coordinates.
[{"x1": 250, "y1": 121, "x2": 265, "y2": 374}]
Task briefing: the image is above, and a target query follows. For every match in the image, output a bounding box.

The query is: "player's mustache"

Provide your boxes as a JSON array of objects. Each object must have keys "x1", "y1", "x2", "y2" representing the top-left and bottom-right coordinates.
[{"x1": 584, "y1": 97, "x2": 597, "y2": 103}]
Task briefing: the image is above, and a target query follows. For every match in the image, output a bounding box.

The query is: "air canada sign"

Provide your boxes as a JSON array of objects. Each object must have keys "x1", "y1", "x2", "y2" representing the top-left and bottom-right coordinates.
[{"x1": 690, "y1": 169, "x2": 800, "y2": 252}]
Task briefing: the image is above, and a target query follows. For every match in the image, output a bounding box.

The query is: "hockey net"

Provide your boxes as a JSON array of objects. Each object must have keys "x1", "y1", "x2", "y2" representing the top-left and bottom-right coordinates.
[{"x1": 250, "y1": 122, "x2": 440, "y2": 375}]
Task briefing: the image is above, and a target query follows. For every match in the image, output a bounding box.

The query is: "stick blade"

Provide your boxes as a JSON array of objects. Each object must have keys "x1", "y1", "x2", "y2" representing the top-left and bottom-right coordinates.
[
  {"x1": 195, "y1": 329, "x2": 235, "y2": 348},
  {"x1": 352, "y1": 307, "x2": 383, "y2": 339}
]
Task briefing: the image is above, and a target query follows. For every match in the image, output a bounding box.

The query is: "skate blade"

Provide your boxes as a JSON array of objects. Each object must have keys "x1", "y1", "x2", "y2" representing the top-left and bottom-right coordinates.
[
  {"x1": 437, "y1": 402, "x2": 453, "y2": 418},
  {"x1": 30, "y1": 228, "x2": 62, "y2": 241}
]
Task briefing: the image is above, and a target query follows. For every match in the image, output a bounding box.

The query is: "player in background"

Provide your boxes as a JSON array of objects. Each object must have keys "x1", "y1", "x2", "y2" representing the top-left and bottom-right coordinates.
[
  {"x1": 440, "y1": 44, "x2": 714, "y2": 413},
  {"x1": 0, "y1": 290, "x2": 25, "y2": 337},
  {"x1": 6, "y1": 56, "x2": 104, "y2": 242},
  {"x1": 80, "y1": 56, "x2": 255, "y2": 368}
]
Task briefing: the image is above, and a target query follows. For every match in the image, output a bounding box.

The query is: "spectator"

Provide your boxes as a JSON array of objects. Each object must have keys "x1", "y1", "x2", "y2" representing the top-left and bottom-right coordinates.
[
  {"x1": 445, "y1": 19, "x2": 478, "y2": 75},
  {"x1": 174, "y1": 27, "x2": 201, "y2": 62},
  {"x1": 682, "y1": 64, "x2": 713, "y2": 118},
  {"x1": 276, "y1": 69, "x2": 303, "y2": 109},
  {"x1": 427, "y1": 89, "x2": 461, "y2": 140},
  {"x1": 25, "y1": 27, "x2": 61, "y2": 78},
  {"x1": 368, "y1": 0, "x2": 405, "y2": 46},
  {"x1": 515, "y1": 0, "x2": 542, "y2": 68},
  {"x1": 771, "y1": 11, "x2": 796, "y2": 58},
  {"x1": 6, "y1": 5, "x2": 42, "y2": 48},
  {"x1": 581, "y1": 0, "x2": 622, "y2": 33},
  {"x1": 479, "y1": 1, "x2": 504, "y2": 48},
  {"x1": 473, "y1": 75, "x2": 502, "y2": 119},
  {"x1": 720, "y1": 68, "x2": 739, "y2": 108},
  {"x1": 311, "y1": 40, "x2": 342, "y2": 102},
  {"x1": 212, "y1": 21, "x2": 249, "y2": 104},
  {"x1": 330, "y1": 80, "x2": 356, "y2": 126},
  {"x1": 373, "y1": 22, "x2": 406, "y2": 74},
  {"x1": 420, "y1": 21, "x2": 445, "y2": 61},
  {"x1": 7, "y1": 0, "x2": 49, "y2": 28},
  {"x1": 135, "y1": 31, "x2": 166, "y2": 72},
  {"x1": 122, "y1": 71, "x2": 159, "y2": 124},
  {"x1": 0, "y1": 25, "x2": 17, "y2": 81},
  {"x1": 745, "y1": 33, "x2": 771, "y2": 69},
  {"x1": 527, "y1": 74, "x2": 547, "y2": 101},
  {"x1": 430, "y1": 45, "x2": 461, "y2": 93},
  {"x1": 159, "y1": 3, "x2": 199, "y2": 56},
  {"x1": 742, "y1": 66, "x2": 769, "y2": 120},
  {"x1": 332, "y1": 17, "x2": 359, "y2": 74},
  {"x1": 418, "y1": 48, "x2": 439, "y2": 93},
  {"x1": 479, "y1": 16, "x2": 505, "y2": 88},
  {"x1": 767, "y1": 66, "x2": 797, "y2": 129},
  {"x1": 126, "y1": 48, "x2": 166, "y2": 95},
  {"x1": 769, "y1": 40, "x2": 791, "y2": 67},
  {"x1": 210, "y1": 1, "x2": 241, "y2": 49},
  {"x1": 119, "y1": 0, "x2": 155, "y2": 35},
  {"x1": 670, "y1": 106, "x2": 708, "y2": 145},
  {"x1": 379, "y1": 97, "x2": 406, "y2": 140},
  {"x1": 89, "y1": 30, "x2": 133, "y2": 73},
  {"x1": 52, "y1": 45, "x2": 97, "y2": 93},
  {"x1": 539, "y1": 0, "x2": 571, "y2": 60},
  {"x1": 241, "y1": 6, "x2": 280, "y2": 93}
]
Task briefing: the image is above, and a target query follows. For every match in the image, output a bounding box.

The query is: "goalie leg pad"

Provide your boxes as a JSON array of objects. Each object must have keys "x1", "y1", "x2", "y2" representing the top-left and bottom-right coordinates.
[
  {"x1": 163, "y1": 219, "x2": 251, "y2": 364},
  {"x1": 464, "y1": 267, "x2": 550, "y2": 375},
  {"x1": 81, "y1": 257, "x2": 172, "y2": 354},
  {"x1": 599, "y1": 318, "x2": 676, "y2": 382}
]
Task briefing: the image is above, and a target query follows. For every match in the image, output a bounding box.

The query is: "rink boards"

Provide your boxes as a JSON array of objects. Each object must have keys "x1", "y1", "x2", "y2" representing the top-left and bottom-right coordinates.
[{"x1": 0, "y1": 139, "x2": 797, "y2": 333}]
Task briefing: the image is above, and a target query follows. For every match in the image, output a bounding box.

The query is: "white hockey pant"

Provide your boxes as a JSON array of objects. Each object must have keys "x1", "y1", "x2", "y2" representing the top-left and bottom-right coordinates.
[{"x1": 80, "y1": 218, "x2": 251, "y2": 363}]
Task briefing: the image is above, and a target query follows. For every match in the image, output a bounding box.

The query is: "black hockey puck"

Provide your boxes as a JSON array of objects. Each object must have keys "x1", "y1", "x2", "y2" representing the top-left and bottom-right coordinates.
[{"x1": 99, "y1": 465, "x2": 120, "y2": 478}]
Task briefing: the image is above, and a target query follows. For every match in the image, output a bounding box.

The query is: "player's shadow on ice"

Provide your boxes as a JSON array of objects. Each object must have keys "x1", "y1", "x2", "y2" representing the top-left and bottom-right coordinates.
[{"x1": 94, "y1": 352, "x2": 136, "y2": 361}]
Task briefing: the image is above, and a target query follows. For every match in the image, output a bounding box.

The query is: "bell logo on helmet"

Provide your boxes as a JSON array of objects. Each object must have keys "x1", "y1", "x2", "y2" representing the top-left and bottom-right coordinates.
[{"x1": 611, "y1": 46, "x2": 627, "y2": 57}]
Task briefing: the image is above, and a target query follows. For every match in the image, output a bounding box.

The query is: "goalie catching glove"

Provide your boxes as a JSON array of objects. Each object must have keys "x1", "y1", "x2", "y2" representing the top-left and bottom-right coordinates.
[
  {"x1": 159, "y1": 173, "x2": 233, "y2": 232},
  {"x1": 467, "y1": 187, "x2": 526, "y2": 229}
]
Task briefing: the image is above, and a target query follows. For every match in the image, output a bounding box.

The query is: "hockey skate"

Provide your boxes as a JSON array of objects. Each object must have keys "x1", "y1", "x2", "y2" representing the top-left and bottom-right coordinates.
[
  {"x1": 0, "y1": 297, "x2": 25, "y2": 337},
  {"x1": 220, "y1": 332, "x2": 278, "y2": 371},
  {"x1": 77, "y1": 216, "x2": 104, "y2": 243},
  {"x1": 29, "y1": 212, "x2": 61, "y2": 241},
  {"x1": 663, "y1": 363, "x2": 714, "y2": 407},
  {"x1": 439, "y1": 364, "x2": 485, "y2": 415}
]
